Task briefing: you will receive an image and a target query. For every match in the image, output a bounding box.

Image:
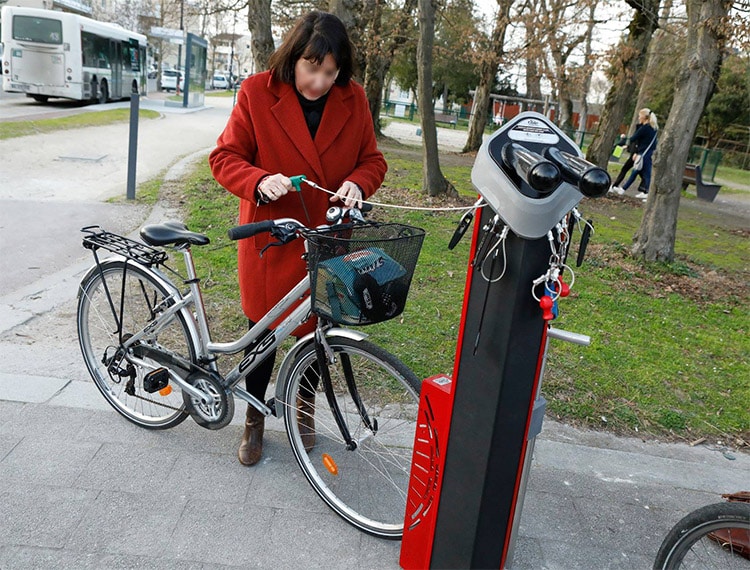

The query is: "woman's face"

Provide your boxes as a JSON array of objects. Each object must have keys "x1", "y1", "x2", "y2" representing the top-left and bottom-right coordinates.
[
  {"x1": 294, "y1": 53, "x2": 339, "y2": 100},
  {"x1": 639, "y1": 111, "x2": 649, "y2": 123}
]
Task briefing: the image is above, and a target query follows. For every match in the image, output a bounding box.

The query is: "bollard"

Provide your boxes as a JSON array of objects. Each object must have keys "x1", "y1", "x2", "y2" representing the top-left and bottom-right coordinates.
[{"x1": 126, "y1": 88, "x2": 139, "y2": 200}]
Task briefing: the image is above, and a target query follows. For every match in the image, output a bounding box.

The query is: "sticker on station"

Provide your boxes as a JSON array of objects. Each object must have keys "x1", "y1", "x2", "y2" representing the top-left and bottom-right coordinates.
[{"x1": 508, "y1": 118, "x2": 560, "y2": 145}]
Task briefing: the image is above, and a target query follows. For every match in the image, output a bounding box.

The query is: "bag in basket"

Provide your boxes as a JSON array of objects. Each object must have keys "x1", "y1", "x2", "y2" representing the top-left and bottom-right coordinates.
[{"x1": 316, "y1": 247, "x2": 408, "y2": 324}]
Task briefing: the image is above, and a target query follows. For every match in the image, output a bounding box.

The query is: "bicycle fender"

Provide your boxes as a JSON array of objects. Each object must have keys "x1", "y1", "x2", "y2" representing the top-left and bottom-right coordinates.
[
  {"x1": 272, "y1": 328, "x2": 368, "y2": 417},
  {"x1": 78, "y1": 257, "x2": 183, "y2": 301}
]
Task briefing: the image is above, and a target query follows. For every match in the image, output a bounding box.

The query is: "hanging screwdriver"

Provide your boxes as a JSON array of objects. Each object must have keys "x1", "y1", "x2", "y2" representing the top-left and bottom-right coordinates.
[{"x1": 288, "y1": 175, "x2": 312, "y2": 224}]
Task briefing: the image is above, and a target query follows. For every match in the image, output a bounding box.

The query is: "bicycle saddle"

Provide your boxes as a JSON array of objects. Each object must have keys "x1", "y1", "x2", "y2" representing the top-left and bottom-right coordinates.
[{"x1": 140, "y1": 221, "x2": 210, "y2": 247}]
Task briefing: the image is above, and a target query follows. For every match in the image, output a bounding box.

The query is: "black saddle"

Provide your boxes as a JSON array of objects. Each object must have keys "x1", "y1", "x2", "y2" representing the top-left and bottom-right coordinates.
[{"x1": 140, "y1": 221, "x2": 210, "y2": 247}]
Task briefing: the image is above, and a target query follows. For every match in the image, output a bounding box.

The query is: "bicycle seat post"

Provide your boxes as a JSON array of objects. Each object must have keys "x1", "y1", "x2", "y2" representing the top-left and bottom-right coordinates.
[{"x1": 178, "y1": 245, "x2": 212, "y2": 356}]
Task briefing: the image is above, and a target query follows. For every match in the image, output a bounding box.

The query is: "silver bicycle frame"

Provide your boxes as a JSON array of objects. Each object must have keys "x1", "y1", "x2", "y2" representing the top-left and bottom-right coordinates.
[{"x1": 120, "y1": 244, "x2": 366, "y2": 416}]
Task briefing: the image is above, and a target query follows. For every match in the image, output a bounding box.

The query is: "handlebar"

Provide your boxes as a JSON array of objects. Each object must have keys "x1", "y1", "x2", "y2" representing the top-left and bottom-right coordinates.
[
  {"x1": 227, "y1": 205, "x2": 370, "y2": 243},
  {"x1": 227, "y1": 220, "x2": 275, "y2": 241},
  {"x1": 543, "y1": 147, "x2": 610, "y2": 198},
  {"x1": 501, "y1": 143, "x2": 561, "y2": 194}
]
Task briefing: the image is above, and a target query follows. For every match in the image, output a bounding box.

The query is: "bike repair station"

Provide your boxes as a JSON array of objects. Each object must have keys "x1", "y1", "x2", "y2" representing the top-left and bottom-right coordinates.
[{"x1": 400, "y1": 112, "x2": 610, "y2": 569}]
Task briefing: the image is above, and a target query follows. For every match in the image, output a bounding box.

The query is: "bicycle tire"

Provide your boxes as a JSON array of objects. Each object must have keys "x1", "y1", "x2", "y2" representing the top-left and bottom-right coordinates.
[
  {"x1": 654, "y1": 502, "x2": 750, "y2": 569},
  {"x1": 281, "y1": 337, "x2": 420, "y2": 539},
  {"x1": 77, "y1": 260, "x2": 195, "y2": 429}
]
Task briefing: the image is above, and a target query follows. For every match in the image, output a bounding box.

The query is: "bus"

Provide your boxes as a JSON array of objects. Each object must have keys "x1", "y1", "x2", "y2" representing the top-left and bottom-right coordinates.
[{"x1": 1, "y1": 6, "x2": 146, "y2": 103}]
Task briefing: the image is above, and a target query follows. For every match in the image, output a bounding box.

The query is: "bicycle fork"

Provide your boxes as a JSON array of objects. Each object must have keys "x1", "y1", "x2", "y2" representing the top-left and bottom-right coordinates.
[{"x1": 314, "y1": 327, "x2": 377, "y2": 451}]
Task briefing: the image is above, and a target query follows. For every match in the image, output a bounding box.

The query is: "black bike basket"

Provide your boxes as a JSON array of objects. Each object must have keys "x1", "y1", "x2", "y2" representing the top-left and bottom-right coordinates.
[{"x1": 306, "y1": 223, "x2": 425, "y2": 326}]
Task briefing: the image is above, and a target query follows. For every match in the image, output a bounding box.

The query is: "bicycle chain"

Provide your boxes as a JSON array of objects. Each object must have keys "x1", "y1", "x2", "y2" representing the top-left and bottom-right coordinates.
[{"x1": 130, "y1": 390, "x2": 184, "y2": 412}]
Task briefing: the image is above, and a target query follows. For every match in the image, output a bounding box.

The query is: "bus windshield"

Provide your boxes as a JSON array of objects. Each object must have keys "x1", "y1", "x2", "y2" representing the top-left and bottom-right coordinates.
[{"x1": 13, "y1": 15, "x2": 63, "y2": 44}]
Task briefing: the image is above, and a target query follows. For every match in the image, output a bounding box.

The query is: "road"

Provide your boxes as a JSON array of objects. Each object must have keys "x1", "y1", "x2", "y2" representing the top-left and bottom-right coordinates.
[{"x1": 0, "y1": 94, "x2": 233, "y2": 299}]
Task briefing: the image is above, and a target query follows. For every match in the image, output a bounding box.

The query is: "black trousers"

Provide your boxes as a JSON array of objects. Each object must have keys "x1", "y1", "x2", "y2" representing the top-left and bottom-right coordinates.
[
  {"x1": 613, "y1": 154, "x2": 635, "y2": 187},
  {"x1": 243, "y1": 320, "x2": 318, "y2": 402}
]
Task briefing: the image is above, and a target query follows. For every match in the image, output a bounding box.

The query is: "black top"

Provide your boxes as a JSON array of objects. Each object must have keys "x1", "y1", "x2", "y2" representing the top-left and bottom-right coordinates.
[
  {"x1": 629, "y1": 123, "x2": 657, "y2": 155},
  {"x1": 296, "y1": 91, "x2": 329, "y2": 140}
]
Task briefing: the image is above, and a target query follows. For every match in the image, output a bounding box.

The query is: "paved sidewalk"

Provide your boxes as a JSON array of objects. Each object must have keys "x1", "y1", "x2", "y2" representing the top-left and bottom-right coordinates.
[{"x1": 1, "y1": 108, "x2": 748, "y2": 569}]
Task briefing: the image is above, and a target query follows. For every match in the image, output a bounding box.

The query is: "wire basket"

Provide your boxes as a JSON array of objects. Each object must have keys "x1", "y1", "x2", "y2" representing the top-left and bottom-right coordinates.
[{"x1": 306, "y1": 223, "x2": 425, "y2": 326}]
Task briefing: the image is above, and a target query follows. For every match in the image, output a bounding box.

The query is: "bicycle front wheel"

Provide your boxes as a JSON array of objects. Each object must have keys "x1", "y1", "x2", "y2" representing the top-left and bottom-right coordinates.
[
  {"x1": 654, "y1": 502, "x2": 750, "y2": 569},
  {"x1": 77, "y1": 260, "x2": 195, "y2": 429},
  {"x1": 281, "y1": 337, "x2": 420, "y2": 539}
]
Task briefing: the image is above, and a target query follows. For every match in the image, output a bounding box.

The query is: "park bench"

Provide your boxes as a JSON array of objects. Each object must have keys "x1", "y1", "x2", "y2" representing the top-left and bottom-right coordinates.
[
  {"x1": 682, "y1": 164, "x2": 722, "y2": 202},
  {"x1": 435, "y1": 113, "x2": 457, "y2": 128}
]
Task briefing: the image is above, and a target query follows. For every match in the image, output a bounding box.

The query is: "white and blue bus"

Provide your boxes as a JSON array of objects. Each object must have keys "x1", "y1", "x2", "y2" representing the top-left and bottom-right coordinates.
[{"x1": 1, "y1": 5, "x2": 146, "y2": 103}]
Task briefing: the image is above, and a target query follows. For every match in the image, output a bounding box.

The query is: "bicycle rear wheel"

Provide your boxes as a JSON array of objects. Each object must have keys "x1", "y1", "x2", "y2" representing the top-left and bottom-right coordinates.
[
  {"x1": 654, "y1": 502, "x2": 750, "y2": 569},
  {"x1": 281, "y1": 337, "x2": 420, "y2": 539},
  {"x1": 77, "y1": 260, "x2": 194, "y2": 429}
]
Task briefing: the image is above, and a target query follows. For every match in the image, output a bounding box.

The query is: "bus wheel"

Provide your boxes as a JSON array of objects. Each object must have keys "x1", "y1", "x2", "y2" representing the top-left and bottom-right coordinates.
[
  {"x1": 31, "y1": 95, "x2": 49, "y2": 103},
  {"x1": 98, "y1": 80, "x2": 108, "y2": 104}
]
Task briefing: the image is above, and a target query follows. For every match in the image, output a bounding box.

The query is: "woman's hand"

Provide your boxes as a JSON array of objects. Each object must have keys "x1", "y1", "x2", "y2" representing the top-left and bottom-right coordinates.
[
  {"x1": 331, "y1": 180, "x2": 363, "y2": 208},
  {"x1": 257, "y1": 173, "x2": 292, "y2": 202}
]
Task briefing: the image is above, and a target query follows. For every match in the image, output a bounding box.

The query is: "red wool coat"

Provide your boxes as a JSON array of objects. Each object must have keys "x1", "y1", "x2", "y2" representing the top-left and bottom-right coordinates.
[{"x1": 209, "y1": 71, "x2": 387, "y2": 334}]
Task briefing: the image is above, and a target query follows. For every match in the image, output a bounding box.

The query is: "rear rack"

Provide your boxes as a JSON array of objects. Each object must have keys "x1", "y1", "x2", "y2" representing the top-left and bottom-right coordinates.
[{"x1": 81, "y1": 226, "x2": 168, "y2": 267}]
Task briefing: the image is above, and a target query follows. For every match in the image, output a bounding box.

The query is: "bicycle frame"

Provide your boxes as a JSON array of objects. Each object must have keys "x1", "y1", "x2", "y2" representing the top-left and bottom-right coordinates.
[{"x1": 111, "y1": 242, "x2": 367, "y2": 418}]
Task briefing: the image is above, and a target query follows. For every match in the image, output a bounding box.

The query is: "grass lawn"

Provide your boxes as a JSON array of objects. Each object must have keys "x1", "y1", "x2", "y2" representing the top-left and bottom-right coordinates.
[
  {"x1": 0, "y1": 108, "x2": 160, "y2": 140},
  {"x1": 158, "y1": 144, "x2": 748, "y2": 449}
]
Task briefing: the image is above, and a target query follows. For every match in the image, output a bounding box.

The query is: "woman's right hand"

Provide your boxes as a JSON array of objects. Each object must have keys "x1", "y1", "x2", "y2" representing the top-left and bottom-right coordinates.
[{"x1": 257, "y1": 173, "x2": 293, "y2": 202}]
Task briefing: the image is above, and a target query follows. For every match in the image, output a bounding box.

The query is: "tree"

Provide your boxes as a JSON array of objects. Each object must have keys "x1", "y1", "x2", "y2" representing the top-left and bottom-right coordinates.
[
  {"x1": 700, "y1": 54, "x2": 750, "y2": 146},
  {"x1": 418, "y1": 0, "x2": 458, "y2": 196},
  {"x1": 248, "y1": 0, "x2": 274, "y2": 72},
  {"x1": 463, "y1": 0, "x2": 513, "y2": 152},
  {"x1": 632, "y1": 0, "x2": 734, "y2": 262},
  {"x1": 627, "y1": 0, "x2": 676, "y2": 134},
  {"x1": 432, "y1": 0, "x2": 482, "y2": 106},
  {"x1": 361, "y1": 0, "x2": 418, "y2": 135},
  {"x1": 585, "y1": 0, "x2": 660, "y2": 168}
]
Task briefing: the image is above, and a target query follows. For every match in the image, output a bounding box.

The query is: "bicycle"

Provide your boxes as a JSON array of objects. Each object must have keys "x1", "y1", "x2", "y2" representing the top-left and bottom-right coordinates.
[
  {"x1": 654, "y1": 492, "x2": 750, "y2": 569},
  {"x1": 76, "y1": 204, "x2": 425, "y2": 539}
]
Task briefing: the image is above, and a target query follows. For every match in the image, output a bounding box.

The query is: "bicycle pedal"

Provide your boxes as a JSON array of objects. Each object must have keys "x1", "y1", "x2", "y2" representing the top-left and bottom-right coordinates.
[{"x1": 143, "y1": 367, "x2": 170, "y2": 393}]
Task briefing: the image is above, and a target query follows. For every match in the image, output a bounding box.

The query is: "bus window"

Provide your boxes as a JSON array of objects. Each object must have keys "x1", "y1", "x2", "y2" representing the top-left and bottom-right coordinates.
[
  {"x1": 121, "y1": 41, "x2": 131, "y2": 70},
  {"x1": 13, "y1": 15, "x2": 62, "y2": 44},
  {"x1": 82, "y1": 31, "x2": 110, "y2": 69}
]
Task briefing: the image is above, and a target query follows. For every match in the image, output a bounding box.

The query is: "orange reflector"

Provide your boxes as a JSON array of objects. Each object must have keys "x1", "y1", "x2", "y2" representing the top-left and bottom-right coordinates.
[
  {"x1": 322, "y1": 453, "x2": 338, "y2": 476},
  {"x1": 159, "y1": 385, "x2": 173, "y2": 396}
]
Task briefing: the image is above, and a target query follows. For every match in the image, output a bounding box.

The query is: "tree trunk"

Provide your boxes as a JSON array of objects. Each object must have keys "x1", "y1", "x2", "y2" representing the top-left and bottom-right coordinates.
[
  {"x1": 248, "y1": 0, "x2": 274, "y2": 73},
  {"x1": 585, "y1": 0, "x2": 660, "y2": 168},
  {"x1": 417, "y1": 0, "x2": 457, "y2": 197},
  {"x1": 557, "y1": 82, "x2": 574, "y2": 134},
  {"x1": 628, "y1": 0, "x2": 674, "y2": 135},
  {"x1": 362, "y1": 0, "x2": 417, "y2": 136},
  {"x1": 577, "y1": 1, "x2": 597, "y2": 145},
  {"x1": 463, "y1": 0, "x2": 513, "y2": 153},
  {"x1": 330, "y1": 0, "x2": 367, "y2": 82},
  {"x1": 632, "y1": 0, "x2": 731, "y2": 262}
]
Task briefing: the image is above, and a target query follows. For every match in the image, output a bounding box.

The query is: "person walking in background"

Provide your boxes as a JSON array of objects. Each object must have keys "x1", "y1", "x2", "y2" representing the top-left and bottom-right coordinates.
[
  {"x1": 209, "y1": 11, "x2": 387, "y2": 466},
  {"x1": 610, "y1": 108, "x2": 659, "y2": 200}
]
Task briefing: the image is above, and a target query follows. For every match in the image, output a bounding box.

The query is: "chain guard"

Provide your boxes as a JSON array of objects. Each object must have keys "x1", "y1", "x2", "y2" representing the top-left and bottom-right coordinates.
[{"x1": 182, "y1": 372, "x2": 234, "y2": 430}]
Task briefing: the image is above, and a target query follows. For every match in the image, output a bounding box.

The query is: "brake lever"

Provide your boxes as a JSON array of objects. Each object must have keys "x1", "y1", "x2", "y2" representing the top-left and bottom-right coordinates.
[{"x1": 259, "y1": 224, "x2": 299, "y2": 257}]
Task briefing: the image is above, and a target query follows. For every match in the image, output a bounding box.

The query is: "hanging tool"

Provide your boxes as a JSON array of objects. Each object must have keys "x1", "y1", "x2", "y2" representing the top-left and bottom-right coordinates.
[{"x1": 289, "y1": 175, "x2": 312, "y2": 224}]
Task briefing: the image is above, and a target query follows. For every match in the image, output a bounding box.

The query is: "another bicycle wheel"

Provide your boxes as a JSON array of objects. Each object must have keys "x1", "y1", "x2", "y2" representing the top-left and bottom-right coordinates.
[
  {"x1": 654, "y1": 502, "x2": 750, "y2": 569},
  {"x1": 77, "y1": 260, "x2": 195, "y2": 429},
  {"x1": 281, "y1": 337, "x2": 420, "y2": 538}
]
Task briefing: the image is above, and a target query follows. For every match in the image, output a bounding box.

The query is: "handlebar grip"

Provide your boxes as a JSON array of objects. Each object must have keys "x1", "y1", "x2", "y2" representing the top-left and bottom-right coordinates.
[
  {"x1": 227, "y1": 220, "x2": 275, "y2": 241},
  {"x1": 544, "y1": 147, "x2": 611, "y2": 198},
  {"x1": 501, "y1": 143, "x2": 561, "y2": 194}
]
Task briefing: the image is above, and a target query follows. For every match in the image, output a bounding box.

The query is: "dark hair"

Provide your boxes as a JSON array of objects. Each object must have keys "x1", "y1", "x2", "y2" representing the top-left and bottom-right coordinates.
[{"x1": 268, "y1": 11, "x2": 354, "y2": 86}]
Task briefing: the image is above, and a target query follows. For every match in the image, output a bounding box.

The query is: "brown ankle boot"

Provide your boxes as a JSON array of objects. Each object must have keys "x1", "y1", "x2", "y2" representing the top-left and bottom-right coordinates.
[
  {"x1": 296, "y1": 394, "x2": 316, "y2": 452},
  {"x1": 238, "y1": 406, "x2": 265, "y2": 466}
]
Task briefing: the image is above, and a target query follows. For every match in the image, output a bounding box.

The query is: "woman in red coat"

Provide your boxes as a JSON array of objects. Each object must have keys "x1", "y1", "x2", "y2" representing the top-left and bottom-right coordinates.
[{"x1": 209, "y1": 11, "x2": 387, "y2": 466}]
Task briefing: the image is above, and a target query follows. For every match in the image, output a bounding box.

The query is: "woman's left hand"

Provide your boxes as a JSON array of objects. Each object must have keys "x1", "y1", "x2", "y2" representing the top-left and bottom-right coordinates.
[{"x1": 331, "y1": 181, "x2": 363, "y2": 208}]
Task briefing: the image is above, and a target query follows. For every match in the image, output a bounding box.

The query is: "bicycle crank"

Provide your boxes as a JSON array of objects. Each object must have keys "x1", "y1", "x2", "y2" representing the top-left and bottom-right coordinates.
[{"x1": 182, "y1": 372, "x2": 234, "y2": 430}]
